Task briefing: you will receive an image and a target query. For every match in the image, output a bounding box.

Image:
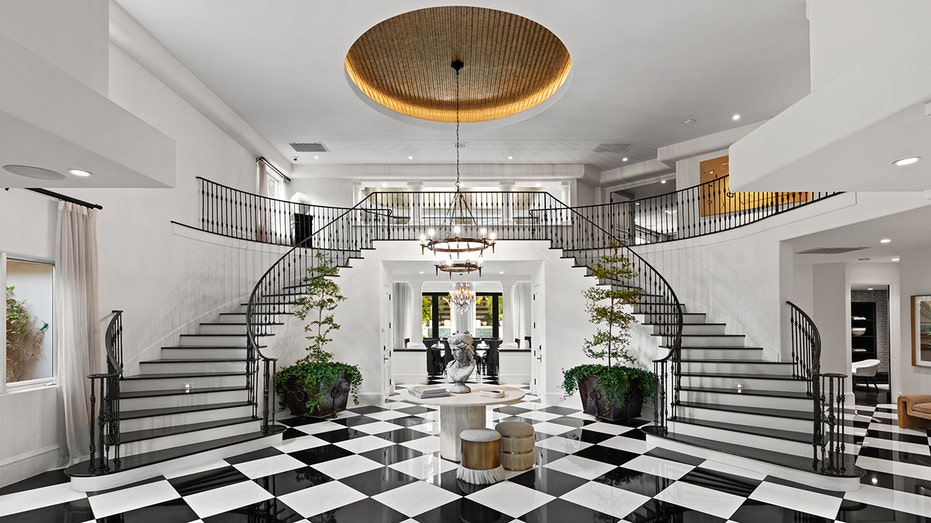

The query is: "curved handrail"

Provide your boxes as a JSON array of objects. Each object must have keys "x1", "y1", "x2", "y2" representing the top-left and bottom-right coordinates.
[
  {"x1": 85, "y1": 310, "x2": 123, "y2": 473},
  {"x1": 786, "y1": 301, "x2": 824, "y2": 469}
]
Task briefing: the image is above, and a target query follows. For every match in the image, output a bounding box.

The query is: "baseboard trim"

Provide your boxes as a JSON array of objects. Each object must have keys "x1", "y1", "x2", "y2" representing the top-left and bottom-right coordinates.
[{"x1": 0, "y1": 444, "x2": 60, "y2": 489}]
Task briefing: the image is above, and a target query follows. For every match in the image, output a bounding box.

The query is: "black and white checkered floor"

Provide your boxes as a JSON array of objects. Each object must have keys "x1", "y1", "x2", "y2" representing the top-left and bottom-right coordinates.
[{"x1": 1, "y1": 384, "x2": 930, "y2": 522}]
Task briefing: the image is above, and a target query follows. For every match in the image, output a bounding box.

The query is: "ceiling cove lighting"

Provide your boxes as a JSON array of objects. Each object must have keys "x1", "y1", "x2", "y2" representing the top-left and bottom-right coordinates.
[
  {"x1": 893, "y1": 156, "x2": 920, "y2": 166},
  {"x1": 420, "y1": 60, "x2": 495, "y2": 278},
  {"x1": 67, "y1": 168, "x2": 92, "y2": 177}
]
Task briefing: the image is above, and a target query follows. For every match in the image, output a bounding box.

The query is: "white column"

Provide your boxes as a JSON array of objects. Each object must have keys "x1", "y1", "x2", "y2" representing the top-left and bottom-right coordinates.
[
  {"x1": 501, "y1": 280, "x2": 519, "y2": 348},
  {"x1": 409, "y1": 181, "x2": 423, "y2": 227},
  {"x1": 499, "y1": 181, "x2": 515, "y2": 225},
  {"x1": 408, "y1": 280, "x2": 426, "y2": 349}
]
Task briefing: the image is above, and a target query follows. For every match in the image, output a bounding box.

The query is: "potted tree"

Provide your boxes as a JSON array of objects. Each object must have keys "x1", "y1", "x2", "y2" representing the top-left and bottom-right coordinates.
[
  {"x1": 275, "y1": 252, "x2": 362, "y2": 417},
  {"x1": 562, "y1": 243, "x2": 655, "y2": 421}
]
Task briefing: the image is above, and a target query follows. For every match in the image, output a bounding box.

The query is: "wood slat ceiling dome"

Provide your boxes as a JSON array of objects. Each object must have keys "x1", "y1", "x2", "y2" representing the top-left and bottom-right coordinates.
[{"x1": 345, "y1": 6, "x2": 572, "y2": 123}]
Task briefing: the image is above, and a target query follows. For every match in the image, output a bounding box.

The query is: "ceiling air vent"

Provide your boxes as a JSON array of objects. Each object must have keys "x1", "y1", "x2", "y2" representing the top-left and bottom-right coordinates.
[
  {"x1": 797, "y1": 247, "x2": 868, "y2": 255},
  {"x1": 592, "y1": 143, "x2": 630, "y2": 154},
  {"x1": 290, "y1": 142, "x2": 329, "y2": 153}
]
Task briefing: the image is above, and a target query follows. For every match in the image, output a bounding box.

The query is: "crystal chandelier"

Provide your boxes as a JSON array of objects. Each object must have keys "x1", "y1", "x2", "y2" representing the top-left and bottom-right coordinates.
[
  {"x1": 448, "y1": 282, "x2": 475, "y2": 308},
  {"x1": 420, "y1": 59, "x2": 495, "y2": 277}
]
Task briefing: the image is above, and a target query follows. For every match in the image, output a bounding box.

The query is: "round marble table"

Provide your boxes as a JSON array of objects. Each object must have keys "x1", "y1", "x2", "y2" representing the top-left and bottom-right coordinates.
[{"x1": 400, "y1": 386, "x2": 526, "y2": 461}]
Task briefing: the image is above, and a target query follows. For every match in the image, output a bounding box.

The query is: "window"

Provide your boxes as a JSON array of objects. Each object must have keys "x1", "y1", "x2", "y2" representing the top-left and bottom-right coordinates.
[
  {"x1": 422, "y1": 291, "x2": 503, "y2": 341},
  {"x1": 4, "y1": 257, "x2": 54, "y2": 387}
]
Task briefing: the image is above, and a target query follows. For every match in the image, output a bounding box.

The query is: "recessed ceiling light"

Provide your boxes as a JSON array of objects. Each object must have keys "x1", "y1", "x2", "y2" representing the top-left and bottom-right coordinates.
[
  {"x1": 498, "y1": 271, "x2": 504, "y2": 274},
  {"x1": 4, "y1": 164, "x2": 65, "y2": 180},
  {"x1": 418, "y1": 271, "x2": 424, "y2": 274},
  {"x1": 507, "y1": 156, "x2": 513, "y2": 160},
  {"x1": 867, "y1": 287, "x2": 874, "y2": 291},
  {"x1": 683, "y1": 118, "x2": 696, "y2": 124},
  {"x1": 408, "y1": 155, "x2": 414, "y2": 160},
  {"x1": 660, "y1": 180, "x2": 667, "y2": 184},
  {"x1": 892, "y1": 257, "x2": 900, "y2": 262},
  {"x1": 880, "y1": 238, "x2": 891, "y2": 244},
  {"x1": 314, "y1": 155, "x2": 320, "y2": 160},
  {"x1": 732, "y1": 114, "x2": 741, "y2": 121},
  {"x1": 893, "y1": 156, "x2": 920, "y2": 166},
  {"x1": 622, "y1": 157, "x2": 629, "y2": 162},
  {"x1": 67, "y1": 168, "x2": 92, "y2": 177}
]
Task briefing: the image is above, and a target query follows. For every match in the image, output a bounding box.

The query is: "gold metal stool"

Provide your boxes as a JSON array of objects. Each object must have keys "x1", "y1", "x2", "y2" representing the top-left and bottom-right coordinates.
[
  {"x1": 457, "y1": 428, "x2": 506, "y2": 484},
  {"x1": 495, "y1": 421, "x2": 535, "y2": 471}
]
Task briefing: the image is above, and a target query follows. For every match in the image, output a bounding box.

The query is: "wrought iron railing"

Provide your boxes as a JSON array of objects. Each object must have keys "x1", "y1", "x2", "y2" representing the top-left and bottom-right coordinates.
[
  {"x1": 245, "y1": 190, "x2": 683, "y2": 434},
  {"x1": 573, "y1": 176, "x2": 841, "y2": 245},
  {"x1": 786, "y1": 301, "x2": 848, "y2": 475},
  {"x1": 86, "y1": 310, "x2": 123, "y2": 473}
]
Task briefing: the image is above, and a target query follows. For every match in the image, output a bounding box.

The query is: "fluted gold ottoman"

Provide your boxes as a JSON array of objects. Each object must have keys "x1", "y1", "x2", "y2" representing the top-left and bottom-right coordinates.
[
  {"x1": 457, "y1": 428, "x2": 506, "y2": 484},
  {"x1": 495, "y1": 421, "x2": 535, "y2": 471}
]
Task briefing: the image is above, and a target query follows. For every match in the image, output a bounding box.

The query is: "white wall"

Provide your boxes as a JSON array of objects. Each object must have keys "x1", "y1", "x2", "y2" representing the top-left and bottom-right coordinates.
[
  {"x1": 287, "y1": 178, "x2": 357, "y2": 208},
  {"x1": 811, "y1": 263, "x2": 850, "y2": 375},
  {"x1": 894, "y1": 245, "x2": 931, "y2": 395}
]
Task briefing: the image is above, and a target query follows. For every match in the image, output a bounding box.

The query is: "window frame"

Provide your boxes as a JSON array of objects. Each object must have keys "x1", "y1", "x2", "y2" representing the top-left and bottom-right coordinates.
[
  {"x1": 2, "y1": 253, "x2": 57, "y2": 393},
  {"x1": 475, "y1": 292, "x2": 503, "y2": 339}
]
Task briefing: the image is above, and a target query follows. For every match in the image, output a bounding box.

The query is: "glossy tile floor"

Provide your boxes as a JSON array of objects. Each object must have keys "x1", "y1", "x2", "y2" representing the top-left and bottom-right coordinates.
[{"x1": 1, "y1": 385, "x2": 930, "y2": 522}]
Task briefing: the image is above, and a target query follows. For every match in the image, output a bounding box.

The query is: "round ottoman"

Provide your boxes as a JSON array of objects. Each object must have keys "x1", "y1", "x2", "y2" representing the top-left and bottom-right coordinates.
[
  {"x1": 457, "y1": 428, "x2": 506, "y2": 484},
  {"x1": 495, "y1": 421, "x2": 535, "y2": 471}
]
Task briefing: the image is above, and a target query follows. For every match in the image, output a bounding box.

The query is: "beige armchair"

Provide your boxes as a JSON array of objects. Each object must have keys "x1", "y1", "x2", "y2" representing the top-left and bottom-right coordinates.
[{"x1": 897, "y1": 395, "x2": 931, "y2": 429}]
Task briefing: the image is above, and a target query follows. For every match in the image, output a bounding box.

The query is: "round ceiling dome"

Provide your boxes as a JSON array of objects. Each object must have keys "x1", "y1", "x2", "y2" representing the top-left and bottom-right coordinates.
[{"x1": 345, "y1": 6, "x2": 572, "y2": 123}]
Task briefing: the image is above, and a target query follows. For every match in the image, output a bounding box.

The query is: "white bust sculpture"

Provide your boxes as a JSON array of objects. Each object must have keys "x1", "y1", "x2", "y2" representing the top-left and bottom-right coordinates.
[{"x1": 446, "y1": 331, "x2": 476, "y2": 393}]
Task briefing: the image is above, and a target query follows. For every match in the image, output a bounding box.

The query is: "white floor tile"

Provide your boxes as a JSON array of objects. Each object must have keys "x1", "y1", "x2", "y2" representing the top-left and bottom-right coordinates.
[
  {"x1": 275, "y1": 435, "x2": 328, "y2": 453},
  {"x1": 518, "y1": 410, "x2": 563, "y2": 422},
  {"x1": 388, "y1": 454, "x2": 457, "y2": 481},
  {"x1": 163, "y1": 459, "x2": 229, "y2": 479},
  {"x1": 543, "y1": 454, "x2": 616, "y2": 480},
  {"x1": 400, "y1": 435, "x2": 441, "y2": 454},
  {"x1": 567, "y1": 411, "x2": 598, "y2": 420},
  {"x1": 536, "y1": 435, "x2": 592, "y2": 454},
  {"x1": 844, "y1": 484, "x2": 931, "y2": 518},
  {"x1": 655, "y1": 480, "x2": 745, "y2": 519},
  {"x1": 861, "y1": 436, "x2": 931, "y2": 455},
  {"x1": 332, "y1": 410, "x2": 361, "y2": 419},
  {"x1": 408, "y1": 421, "x2": 440, "y2": 435},
  {"x1": 871, "y1": 411, "x2": 898, "y2": 420},
  {"x1": 856, "y1": 455, "x2": 931, "y2": 481},
  {"x1": 278, "y1": 481, "x2": 366, "y2": 518},
  {"x1": 866, "y1": 422, "x2": 926, "y2": 437},
  {"x1": 294, "y1": 420, "x2": 345, "y2": 435},
  {"x1": 88, "y1": 480, "x2": 179, "y2": 518},
  {"x1": 528, "y1": 421, "x2": 576, "y2": 436},
  {"x1": 372, "y1": 481, "x2": 461, "y2": 517},
  {"x1": 621, "y1": 455, "x2": 694, "y2": 480},
  {"x1": 696, "y1": 459, "x2": 767, "y2": 481},
  {"x1": 310, "y1": 454, "x2": 383, "y2": 479},
  {"x1": 183, "y1": 481, "x2": 273, "y2": 519},
  {"x1": 334, "y1": 435, "x2": 396, "y2": 454},
  {"x1": 0, "y1": 482, "x2": 86, "y2": 517},
  {"x1": 561, "y1": 481, "x2": 651, "y2": 520},
  {"x1": 598, "y1": 435, "x2": 653, "y2": 455},
  {"x1": 513, "y1": 401, "x2": 545, "y2": 410},
  {"x1": 465, "y1": 480, "x2": 555, "y2": 517},
  {"x1": 232, "y1": 453, "x2": 306, "y2": 479},
  {"x1": 353, "y1": 420, "x2": 406, "y2": 435},
  {"x1": 580, "y1": 422, "x2": 635, "y2": 436},
  {"x1": 750, "y1": 481, "x2": 843, "y2": 520},
  {"x1": 365, "y1": 409, "x2": 410, "y2": 421}
]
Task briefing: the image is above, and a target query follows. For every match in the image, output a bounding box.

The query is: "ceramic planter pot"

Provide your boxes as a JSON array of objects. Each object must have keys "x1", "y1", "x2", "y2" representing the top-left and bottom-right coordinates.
[
  {"x1": 284, "y1": 372, "x2": 351, "y2": 418},
  {"x1": 577, "y1": 374, "x2": 645, "y2": 421}
]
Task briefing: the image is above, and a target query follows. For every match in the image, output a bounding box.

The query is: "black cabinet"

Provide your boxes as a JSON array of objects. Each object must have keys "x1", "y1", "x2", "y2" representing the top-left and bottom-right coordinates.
[{"x1": 851, "y1": 302, "x2": 876, "y2": 362}]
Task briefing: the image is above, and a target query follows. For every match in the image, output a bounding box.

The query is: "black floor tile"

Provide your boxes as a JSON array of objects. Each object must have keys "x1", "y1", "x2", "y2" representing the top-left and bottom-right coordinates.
[
  {"x1": 373, "y1": 427, "x2": 430, "y2": 444},
  {"x1": 644, "y1": 447, "x2": 706, "y2": 466},
  {"x1": 306, "y1": 498, "x2": 407, "y2": 523},
  {"x1": 280, "y1": 427, "x2": 307, "y2": 440},
  {"x1": 865, "y1": 430, "x2": 929, "y2": 445},
  {"x1": 167, "y1": 465, "x2": 249, "y2": 496},
  {"x1": 252, "y1": 466, "x2": 333, "y2": 496},
  {"x1": 428, "y1": 469, "x2": 495, "y2": 496},
  {"x1": 0, "y1": 469, "x2": 69, "y2": 496},
  {"x1": 394, "y1": 405, "x2": 435, "y2": 416},
  {"x1": 860, "y1": 469, "x2": 931, "y2": 493},
  {"x1": 625, "y1": 499, "x2": 728, "y2": 523},
  {"x1": 203, "y1": 499, "x2": 302, "y2": 522},
  {"x1": 730, "y1": 499, "x2": 834, "y2": 523},
  {"x1": 310, "y1": 427, "x2": 367, "y2": 444},
  {"x1": 97, "y1": 498, "x2": 198, "y2": 522},
  {"x1": 223, "y1": 446, "x2": 283, "y2": 465},
  {"x1": 289, "y1": 444, "x2": 354, "y2": 466},
  {"x1": 539, "y1": 405, "x2": 580, "y2": 416},
  {"x1": 762, "y1": 475, "x2": 847, "y2": 498},
  {"x1": 359, "y1": 444, "x2": 423, "y2": 466},
  {"x1": 507, "y1": 467, "x2": 588, "y2": 497},
  {"x1": 837, "y1": 499, "x2": 928, "y2": 522},
  {"x1": 559, "y1": 428, "x2": 615, "y2": 445},
  {"x1": 531, "y1": 447, "x2": 568, "y2": 465},
  {"x1": 574, "y1": 445, "x2": 640, "y2": 466},
  {"x1": 546, "y1": 416, "x2": 591, "y2": 428},
  {"x1": 416, "y1": 497, "x2": 510, "y2": 523},
  {"x1": 495, "y1": 406, "x2": 532, "y2": 416},
  {"x1": 858, "y1": 446, "x2": 931, "y2": 465},
  {"x1": 521, "y1": 498, "x2": 618, "y2": 523},
  {"x1": 333, "y1": 415, "x2": 379, "y2": 428},
  {"x1": 678, "y1": 466, "x2": 762, "y2": 497},
  {"x1": 338, "y1": 466, "x2": 418, "y2": 496},
  {"x1": 387, "y1": 415, "x2": 430, "y2": 427},
  {"x1": 0, "y1": 499, "x2": 92, "y2": 523},
  {"x1": 594, "y1": 467, "x2": 672, "y2": 497}
]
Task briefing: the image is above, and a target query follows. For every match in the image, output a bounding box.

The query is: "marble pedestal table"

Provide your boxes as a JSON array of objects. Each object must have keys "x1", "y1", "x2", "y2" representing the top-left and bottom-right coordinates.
[{"x1": 400, "y1": 386, "x2": 525, "y2": 461}]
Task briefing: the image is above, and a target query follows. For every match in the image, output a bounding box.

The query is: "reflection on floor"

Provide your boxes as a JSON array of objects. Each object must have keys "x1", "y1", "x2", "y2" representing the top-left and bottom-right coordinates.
[{"x1": 1, "y1": 384, "x2": 929, "y2": 522}]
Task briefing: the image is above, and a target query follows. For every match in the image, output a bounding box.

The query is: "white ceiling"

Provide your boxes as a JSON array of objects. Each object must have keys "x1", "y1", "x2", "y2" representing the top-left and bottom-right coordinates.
[{"x1": 113, "y1": 0, "x2": 811, "y2": 173}]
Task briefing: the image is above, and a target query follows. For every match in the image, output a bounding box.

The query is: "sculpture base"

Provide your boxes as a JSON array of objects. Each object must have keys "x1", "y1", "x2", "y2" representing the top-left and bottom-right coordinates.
[{"x1": 448, "y1": 383, "x2": 472, "y2": 394}]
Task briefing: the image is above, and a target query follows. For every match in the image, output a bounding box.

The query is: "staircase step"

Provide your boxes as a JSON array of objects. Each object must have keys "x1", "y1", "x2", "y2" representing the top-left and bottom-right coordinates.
[
  {"x1": 120, "y1": 403, "x2": 255, "y2": 432},
  {"x1": 671, "y1": 334, "x2": 747, "y2": 347},
  {"x1": 121, "y1": 372, "x2": 248, "y2": 392},
  {"x1": 677, "y1": 347, "x2": 763, "y2": 360},
  {"x1": 652, "y1": 323, "x2": 727, "y2": 336},
  {"x1": 139, "y1": 359, "x2": 248, "y2": 373},
  {"x1": 679, "y1": 388, "x2": 813, "y2": 411},
  {"x1": 119, "y1": 417, "x2": 261, "y2": 457},
  {"x1": 667, "y1": 419, "x2": 819, "y2": 457},
  {"x1": 160, "y1": 346, "x2": 248, "y2": 359},
  {"x1": 678, "y1": 373, "x2": 811, "y2": 393},
  {"x1": 638, "y1": 312, "x2": 706, "y2": 324},
  {"x1": 676, "y1": 400, "x2": 813, "y2": 432},
  {"x1": 121, "y1": 386, "x2": 250, "y2": 410},
  {"x1": 642, "y1": 425, "x2": 863, "y2": 487},
  {"x1": 65, "y1": 425, "x2": 287, "y2": 491},
  {"x1": 679, "y1": 360, "x2": 794, "y2": 375},
  {"x1": 178, "y1": 334, "x2": 250, "y2": 347}
]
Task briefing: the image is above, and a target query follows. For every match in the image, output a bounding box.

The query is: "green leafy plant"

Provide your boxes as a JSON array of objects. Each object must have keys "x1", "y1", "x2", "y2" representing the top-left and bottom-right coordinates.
[
  {"x1": 274, "y1": 252, "x2": 362, "y2": 414},
  {"x1": 563, "y1": 243, "x2": 655, "y2": 415},
  {"x1": 6, "y1": 286, "x2": 47, "y2": 382}
]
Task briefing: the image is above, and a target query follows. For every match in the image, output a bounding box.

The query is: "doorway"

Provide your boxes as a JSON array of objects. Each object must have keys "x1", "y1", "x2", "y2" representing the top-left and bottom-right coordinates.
[{"x1": 851, "y1": 285, "x2": 891, "y2": 406}]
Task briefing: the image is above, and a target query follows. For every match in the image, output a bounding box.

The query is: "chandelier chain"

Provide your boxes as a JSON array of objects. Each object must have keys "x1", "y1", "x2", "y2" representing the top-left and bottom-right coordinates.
[{"x1": 455, "y1": 62, "x2": 461, "y2": 188}]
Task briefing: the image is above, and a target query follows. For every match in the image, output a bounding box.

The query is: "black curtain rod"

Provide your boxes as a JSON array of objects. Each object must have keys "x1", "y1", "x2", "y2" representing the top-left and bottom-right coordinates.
[
  {"x1": 258, "y1": 157, "x2": 292, "y2": 183},
  {"x1": 24, "y1": 188, "x2": 103, "y2": 210}
]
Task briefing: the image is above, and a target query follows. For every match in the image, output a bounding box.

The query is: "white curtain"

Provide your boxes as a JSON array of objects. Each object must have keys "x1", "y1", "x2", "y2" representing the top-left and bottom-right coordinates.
[
  {"x1": 55, "y1": 202, "x2": 100, "y2": 464},
  {"x1": 256, "y1": 159, "x2": 269, "y2": 242}
]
